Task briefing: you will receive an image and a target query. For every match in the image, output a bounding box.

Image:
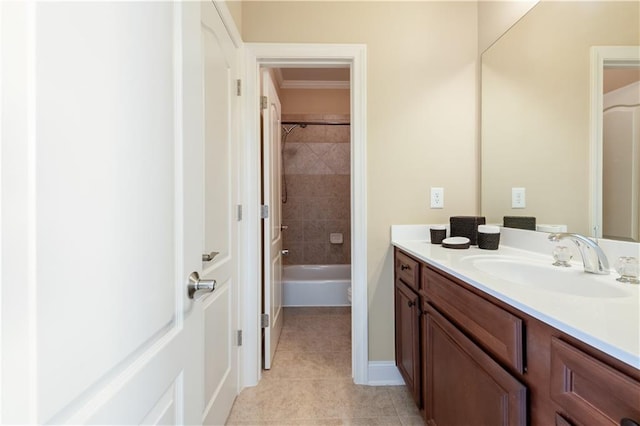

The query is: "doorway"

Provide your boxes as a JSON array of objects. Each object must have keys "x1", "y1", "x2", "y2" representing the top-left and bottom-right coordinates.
[
  {"x1": 590, "y1": 46, "x2": 640, "y2": 241},
  {"x1": 261, "y1": 65, "x2": 353, "y2": 373},
  {"x1": 243, "y1": 43, "x2": 368, "y2": 387}
]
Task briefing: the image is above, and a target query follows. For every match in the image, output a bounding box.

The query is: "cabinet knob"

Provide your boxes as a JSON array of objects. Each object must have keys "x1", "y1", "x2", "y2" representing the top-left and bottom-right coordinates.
[
  {"x1": 621, "y1": 419, "x2": 640, "y2": 426},
  {"x1": 407, "y1": 300, "x2": 416, "y2": 307},
  {"x1": 401, "y1": 264, "x2": 411, "y2": 271}
]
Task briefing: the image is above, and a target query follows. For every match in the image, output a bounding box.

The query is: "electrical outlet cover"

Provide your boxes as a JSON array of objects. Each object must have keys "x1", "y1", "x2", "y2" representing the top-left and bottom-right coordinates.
[
  {"x1": 431, "y1": 187, "x2": 444, "y2": 209},
  {"x1": 512, "y1": 187, "x2": 526, "y2": 208}
]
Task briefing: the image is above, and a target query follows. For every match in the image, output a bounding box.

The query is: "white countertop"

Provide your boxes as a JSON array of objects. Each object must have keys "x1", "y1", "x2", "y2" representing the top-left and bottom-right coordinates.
[{"x1": 392, "y1": 225, "x2": 640, "y2": 370}]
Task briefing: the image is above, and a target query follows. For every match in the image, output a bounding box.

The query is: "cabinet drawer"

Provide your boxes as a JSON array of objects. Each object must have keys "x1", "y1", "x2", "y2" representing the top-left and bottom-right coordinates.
[
  {"x1": 423, "y1": 265, "x2": 524, "y2": 373},
  {"x1": 550, "y1": 338, "x2": 640, "y2": 425},
  {"x1": 395, "y1": 249, "x2": 420, "y2": 291}
]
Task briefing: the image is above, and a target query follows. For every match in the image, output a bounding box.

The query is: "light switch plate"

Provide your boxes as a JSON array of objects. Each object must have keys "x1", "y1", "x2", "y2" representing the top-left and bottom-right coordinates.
[
  {"x1": 512, "y1": 187, "x2": 526, "y2": 208},
  {"x1": 430, "y1": 187, "x2": 444, "y2": 209}
]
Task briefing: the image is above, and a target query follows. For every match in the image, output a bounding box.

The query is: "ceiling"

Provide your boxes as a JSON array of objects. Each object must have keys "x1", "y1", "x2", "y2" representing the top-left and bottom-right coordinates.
[
  {"x1": 274, "y1": 66, "x2": 639, "y2": 93},
  {"x1": 603, "y1": 67, "x2": 640, "y2": 93},
  {"x1": 274, "y1": 67, "x2": 350, "y2": 90}
]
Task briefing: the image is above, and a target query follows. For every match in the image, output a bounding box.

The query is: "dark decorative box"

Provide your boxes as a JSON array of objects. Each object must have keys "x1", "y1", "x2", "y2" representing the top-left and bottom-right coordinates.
[
  {"x1": 449, "y1": 216, "x2": 486, "y2": 245},
  {"x1": 503, "y1": 216, "x2": 536, "y2": 231}
]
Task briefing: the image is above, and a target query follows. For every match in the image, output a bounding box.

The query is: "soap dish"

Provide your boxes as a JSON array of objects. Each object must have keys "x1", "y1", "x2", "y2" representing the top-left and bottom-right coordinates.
[{"x1": 442, "y1": 236, "x2": 470, "y2": 250}]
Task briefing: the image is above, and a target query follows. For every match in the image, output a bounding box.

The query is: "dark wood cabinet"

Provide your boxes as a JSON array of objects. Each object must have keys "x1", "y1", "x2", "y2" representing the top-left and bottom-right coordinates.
[
  {"x1": 555, "y1": 413, "x2": 574, "y2": 426},
  {"x1": 424, "y1": 304, "x2": 527, "y2": 426},
  {"x1": 550, "y1": 337, "x2": 640, "y2": 425},
  {"x1": 393, "y1": 247, "x2": 640, "y2": 426},
  {"x1": 394, "y1": 261, "x2": 422, "y2": 406},
  {"x1": 395, "y1": 249, "x2": 420, "y2": 291},
  {"x1": 423, "y1": 264, "x2": 524, "y2": 373}
]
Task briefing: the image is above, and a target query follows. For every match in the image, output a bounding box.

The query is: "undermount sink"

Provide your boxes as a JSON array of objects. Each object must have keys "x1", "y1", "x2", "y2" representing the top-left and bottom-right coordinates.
[{"x1": 459, "y1": 255, "x2": 631, "y2": 299}]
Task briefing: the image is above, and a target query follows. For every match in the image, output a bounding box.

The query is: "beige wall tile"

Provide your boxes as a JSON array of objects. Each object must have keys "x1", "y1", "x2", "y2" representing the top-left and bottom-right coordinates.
[
  {"x1": 283, "y1": 220, "x2": 304, "y2": 242},
  {"x1": 303, "y1": 242, "x2": 329, "y2": 264},
  {"x1": 282, "y1": 124, "x2": 352, "y2": 265},
  {"x1": 282, "y1": 242, "x2": 304, "y2": 265},
  {"x1": 326, "y1": 125, "x2": 350, "y2": 143},
  {"x1": 282, "y1": 197, "x2": 305, "y2": 221}
]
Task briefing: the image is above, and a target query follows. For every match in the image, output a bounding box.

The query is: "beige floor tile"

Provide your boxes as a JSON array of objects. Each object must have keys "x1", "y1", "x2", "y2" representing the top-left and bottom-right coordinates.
[
  {"x1": 227, "y1": 418, "x2": 402, "y2": 426},
  {"x1": 277, "y1": 330, "x2": 331, "y2": 352},
  {"x1": 331, "y1": 334, "x2": 352, "y2": 352},
  {"x1": 265, "y1": 351, "x2": 340, "y2": 379},
  {"x1": 399, "y1": 415, "x2": 425, "y2": 426},
  {"x1": 387, "y1": 386, "x2": 422, "y2": 418},
  {"x1": 225, "y1": 307, "x2": 421, "y2": 426}
]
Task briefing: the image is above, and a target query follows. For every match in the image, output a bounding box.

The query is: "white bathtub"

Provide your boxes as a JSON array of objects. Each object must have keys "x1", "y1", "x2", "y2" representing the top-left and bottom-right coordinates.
[{"x1": 282, "y1": 264, "x2": 351, "y2": 307}]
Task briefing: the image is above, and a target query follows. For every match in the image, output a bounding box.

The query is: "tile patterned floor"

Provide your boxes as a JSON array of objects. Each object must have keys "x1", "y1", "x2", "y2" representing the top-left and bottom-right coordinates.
[{"x1": 225, "y1": 307, "x2": 423, "y2": 426}]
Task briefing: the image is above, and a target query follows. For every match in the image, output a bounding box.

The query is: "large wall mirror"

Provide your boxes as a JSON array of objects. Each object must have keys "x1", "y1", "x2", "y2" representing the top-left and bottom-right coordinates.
[{"x1": 481, "y1": 1, "x2": 640, "y2": 241}]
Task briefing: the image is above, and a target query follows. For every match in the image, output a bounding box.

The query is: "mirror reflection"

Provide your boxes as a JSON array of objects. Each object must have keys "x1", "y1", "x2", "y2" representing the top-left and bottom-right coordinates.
[
  {"x1": 481, "y1": 1, "x2": 640, "y2": 240},
  {"x1": 603, "y1": 66, "x2": 640, "y2": 241}
]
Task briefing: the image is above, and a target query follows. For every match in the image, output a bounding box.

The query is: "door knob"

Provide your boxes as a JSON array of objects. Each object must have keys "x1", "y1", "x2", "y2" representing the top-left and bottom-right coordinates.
[
  {"x1": 188, "y1": 271, "x2": 216, "y2": 299},
  {"x1": 281, "y1": 249, "x2": 289, "y2": 256}
]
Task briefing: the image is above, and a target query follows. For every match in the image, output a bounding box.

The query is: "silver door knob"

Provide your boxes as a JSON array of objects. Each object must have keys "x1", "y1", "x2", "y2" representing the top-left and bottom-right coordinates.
[
  {"x1": 281, "y1": 249, "x2": 289, "y2": 256},
  {"x1": 188, "y1": 271, "x2": 216, "y2": 299}
]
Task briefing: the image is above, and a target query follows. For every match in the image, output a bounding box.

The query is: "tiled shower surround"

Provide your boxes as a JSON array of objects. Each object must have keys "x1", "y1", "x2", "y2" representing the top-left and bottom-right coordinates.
[{"x1": 281, "y1": 115, "x2": 351, "y2": 265}]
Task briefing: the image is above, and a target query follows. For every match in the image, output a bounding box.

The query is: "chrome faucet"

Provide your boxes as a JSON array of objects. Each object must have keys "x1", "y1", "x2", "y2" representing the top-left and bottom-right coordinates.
[{"x1": 548, "y1": 233, "x2": 610, "y2": 274}]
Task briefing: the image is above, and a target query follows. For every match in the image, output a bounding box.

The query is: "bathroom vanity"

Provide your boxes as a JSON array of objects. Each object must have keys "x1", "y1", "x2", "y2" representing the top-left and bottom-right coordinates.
[{"x1": 392, "y1": 226, "x2": 640, "y2": 426}]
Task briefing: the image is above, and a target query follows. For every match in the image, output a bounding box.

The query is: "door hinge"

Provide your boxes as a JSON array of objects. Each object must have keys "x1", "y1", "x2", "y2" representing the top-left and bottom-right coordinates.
[
  {"x1": 237, "y1": 204, "x2": 243, "y2": 221},
  {"x1": 261, "y1": 96, "x2": 268, "y2": 110},
  {"x1": 236, "y1": 79, "x2": 242, "y2": 96},
  {"x1": 260, "y1": 313, "x2": 269, "y2": 328},
  {"x1": 260, "y1": 205, "x2": 269, "y2": 219},
  {"x1": 236, "y1": 330, "x2": 243, "y2": 346}
]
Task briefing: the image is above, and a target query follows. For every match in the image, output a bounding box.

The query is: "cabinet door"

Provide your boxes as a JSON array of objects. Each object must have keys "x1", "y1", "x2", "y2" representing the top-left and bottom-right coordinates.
[
  {"x1": 424, "y1": 305, "x2": 527, "y2": 426},
  {"x1": 395, "y1": 279, "x2": 421, "y2": 406},
  {"x1": 550, "y1": 337, "x2": 640, "y2": 426}
]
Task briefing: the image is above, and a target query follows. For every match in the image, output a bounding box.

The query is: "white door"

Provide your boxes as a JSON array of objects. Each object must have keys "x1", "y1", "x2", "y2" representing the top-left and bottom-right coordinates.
[
  {"x1": 1, "y1": 2, "x2": 206, "y2": 424},
  {"x1": 200, "y1": 2, "x2": 240, "y2": 424},
  {"x1": 261, "y1": 70, "x2": 284, "y2": 369},
  {"x1": 603, "y1": 81, "x2": 640, "y2": 241}
]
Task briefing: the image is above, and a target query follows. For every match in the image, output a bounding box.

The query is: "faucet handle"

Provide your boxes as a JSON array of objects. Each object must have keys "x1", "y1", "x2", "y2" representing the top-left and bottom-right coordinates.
[
  {"x1": 615, "y1": 257, "x2": 639, "y2": 284},
  {"x1": 547, "y1": 232, "x2": 610, "y2": 274},
  {"x1": 552, "y1": 245, "x2": 572, "y2": 267}
]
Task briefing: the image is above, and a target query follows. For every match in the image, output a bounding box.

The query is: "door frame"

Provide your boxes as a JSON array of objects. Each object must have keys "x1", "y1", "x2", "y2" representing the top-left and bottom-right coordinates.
[
  {"x1": 242, "y1": 43, "x2": 368, "y2": 386},
  {"x1": 589, "y1": 46, "x2": 640, "y2": 238}
]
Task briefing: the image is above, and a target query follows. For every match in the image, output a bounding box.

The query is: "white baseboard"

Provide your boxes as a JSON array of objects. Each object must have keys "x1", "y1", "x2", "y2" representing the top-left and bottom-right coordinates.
[{"x1": 367, "y1": 361, "x2": 405, "y2": 386}]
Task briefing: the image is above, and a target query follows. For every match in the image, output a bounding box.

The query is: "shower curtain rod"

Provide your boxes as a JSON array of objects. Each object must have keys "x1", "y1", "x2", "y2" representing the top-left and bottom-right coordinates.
[{"x1": 281, "y1": 121, "x2": 350, "y2": 126}]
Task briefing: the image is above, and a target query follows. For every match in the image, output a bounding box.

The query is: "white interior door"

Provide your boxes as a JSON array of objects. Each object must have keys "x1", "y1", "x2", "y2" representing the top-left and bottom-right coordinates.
[
  {"x1": 200, "y1": 2, "x2": 240, "y2": 424},
  {"x1": 1, "y1": 2, "x2": 206, "y2": 424},
  {"x1": 603, "y1": 80, "x2": 640, "y2": 241},
  {"x1": 261, "y1": 70, "x2": 284, "y2": 369}
]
